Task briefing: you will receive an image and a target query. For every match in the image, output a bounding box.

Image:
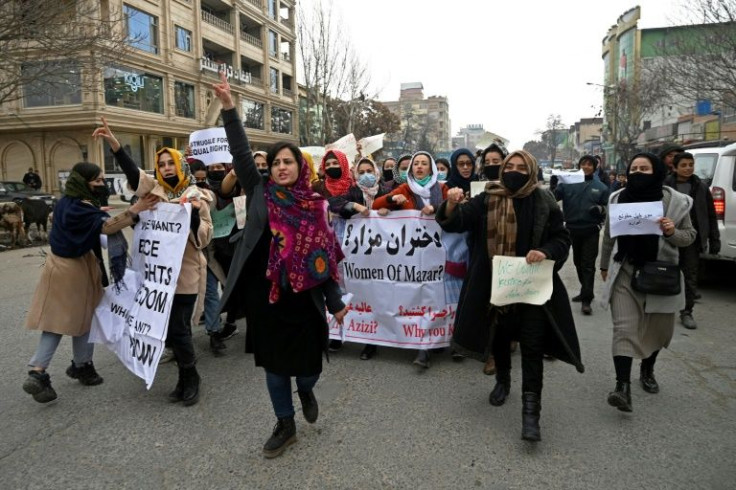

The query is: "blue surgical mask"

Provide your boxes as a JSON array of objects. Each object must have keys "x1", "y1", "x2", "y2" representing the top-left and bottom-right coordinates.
[
  {"x1": 416, "y1": 175, "x2": 432, "y2": 186},
  {"x1": 437, "y1": 171, "x2": 447, "y2": 181},
  {"x1": 358, "y1": 173, "x2": 377, "y2": 187},
  {"x1": 400, "y1": 170, "x2": 408, "y2": 180}
]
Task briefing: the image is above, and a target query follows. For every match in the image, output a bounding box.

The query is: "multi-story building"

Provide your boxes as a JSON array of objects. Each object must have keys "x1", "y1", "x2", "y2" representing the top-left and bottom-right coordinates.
[
  {"x1": 573, "y1": 117, "x2": 603, "y2": 156},
  {"x1": 383, "y1": 83, "x2": 451, "y2": 155},
  {"x1": 451, "y1": 124, "x2": 508, "y2": 151},
  {"x1": 0, "y1": 0, "x2": 298, "y2": 193}
]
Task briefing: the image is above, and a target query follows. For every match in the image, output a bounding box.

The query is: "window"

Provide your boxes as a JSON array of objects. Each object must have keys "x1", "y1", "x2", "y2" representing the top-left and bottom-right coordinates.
[
  {"x1": 175, "y1": 26, "x2": 191, "y2": 52},
  {"x1": 270, "y1": 68, "x2": 279, "y2": 94},
  {"x1": 104, "y1": 65, "x2": 164, "y2": 114},
  {"x1": 124, "y1": 4, "x2": 159, "y2": 54},
  {"x1": 175, "y1": 82, "x2": 195, "y2": 118},
  {"x1": 22, "y1": 62, "x2": 81, "y2": 107},
  {"x1": 268, "y1": 30, "x2": 278, "y2": 57},
  {"x1": 268, "y1": 0, "x2": 278, "y2": 19},
  {"x1": 271, "y1": 106, "x2": 292, "y2": 134},
  {"x1": 242, "y1": 99, "x2": 264, "y2": 130},
  {"x1": 103, "y1": 134, "x2": 145, "y2": 174}
]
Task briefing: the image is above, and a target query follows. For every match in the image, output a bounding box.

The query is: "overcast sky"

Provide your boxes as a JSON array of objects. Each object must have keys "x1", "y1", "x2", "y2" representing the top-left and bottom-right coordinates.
[{"x1": 305, "y1": 0, "x2": 689, "y2": 149}]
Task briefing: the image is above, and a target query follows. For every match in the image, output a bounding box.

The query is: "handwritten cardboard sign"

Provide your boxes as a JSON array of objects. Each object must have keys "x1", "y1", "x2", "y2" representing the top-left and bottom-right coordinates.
[
  {"x1": 490, "y1": 256, "x2": 554, "y2": 306},
  {"x1": 552, "y1": 169, "x2": 585, "y2": 184},
  {"x1": 188, "y1": 127, "x2": 232, "y2": 166},
  {"x1": 609, "y1": 201, "x2": 664, "y2": 238},
  {"x1": 210, "y1": 202, "x2": 236, "y2": 238},
  {"x1": 470, "y1": 181, "x2": 487, "y2": 198}
]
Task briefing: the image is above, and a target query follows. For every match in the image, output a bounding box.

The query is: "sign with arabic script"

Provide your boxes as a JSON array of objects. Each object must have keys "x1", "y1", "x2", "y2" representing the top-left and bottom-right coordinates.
[
  {"x1": 330, "y1": 210, "x2": 457, "y2": 349},
  {"x1": 608, "y1": 201, "x2": 664, "y2": 238}
]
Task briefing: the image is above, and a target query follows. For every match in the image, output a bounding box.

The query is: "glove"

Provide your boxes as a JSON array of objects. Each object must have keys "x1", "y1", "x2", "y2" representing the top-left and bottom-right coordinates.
[
  {"x1": 588, "y1": 205, "x2": 606, "y2": 221},
  {"x1": 709, "y1": 239, "x2": 721, "y2": 255}
]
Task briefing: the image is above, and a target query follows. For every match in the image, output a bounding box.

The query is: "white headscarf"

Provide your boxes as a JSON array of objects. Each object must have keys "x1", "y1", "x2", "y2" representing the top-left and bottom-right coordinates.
[
  {"x1": 407, "y1": 151, "x2": 438, "y2": 206},
  {"x1": 354, "y1": 157, "x2": 380, "y2": 208}
]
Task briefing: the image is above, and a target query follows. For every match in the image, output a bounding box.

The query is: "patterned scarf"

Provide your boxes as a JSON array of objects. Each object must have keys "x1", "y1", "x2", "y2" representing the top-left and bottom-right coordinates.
[
  {"x1": 321, "y1": 150, "x2": 353, "y2": 197},
  {"x1": 392, "y1": 155, "x2": 412, "y2": 185},
  {"x1": 264, "y1": 156, "x2": 345, "y2": 303},
  {"x1": 155, "y1": 148, "x2": 192, "y2": 200},
  {"x1": 355, "y1": 157, "x2": 380, "y2": 208}
]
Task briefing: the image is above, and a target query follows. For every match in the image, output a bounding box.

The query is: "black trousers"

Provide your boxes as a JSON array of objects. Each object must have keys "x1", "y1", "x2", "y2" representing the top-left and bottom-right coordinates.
[
  {"x1": 166, "y1": 294, "x2": 197, "y2": 368},
  {"x1": 679, "y1": 242, "x2": 699, "y2": 312},
  {"x1": 570, "y1": 228, "x2": 600, "y2": 303},
  {"x1": 492, "y1": 305, "x2": 547, "y2": 395}
]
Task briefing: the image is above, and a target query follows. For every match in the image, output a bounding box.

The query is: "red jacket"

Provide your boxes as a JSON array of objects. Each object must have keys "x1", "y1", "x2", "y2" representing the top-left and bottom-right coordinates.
[{"x1": 372, "y1": 182, "x2": 448, "y2": 211}]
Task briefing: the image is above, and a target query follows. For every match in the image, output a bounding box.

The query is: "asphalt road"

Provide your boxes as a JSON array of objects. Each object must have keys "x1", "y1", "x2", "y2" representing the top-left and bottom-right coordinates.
[{"x1": 0, "y1": 237, "x2": 735, "y2": 489}]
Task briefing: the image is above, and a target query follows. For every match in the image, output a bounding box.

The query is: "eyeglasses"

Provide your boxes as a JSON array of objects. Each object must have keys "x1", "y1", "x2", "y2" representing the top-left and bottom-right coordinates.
[{"x1": 456, "y1": 161, "x2": 474, "y2": 168}]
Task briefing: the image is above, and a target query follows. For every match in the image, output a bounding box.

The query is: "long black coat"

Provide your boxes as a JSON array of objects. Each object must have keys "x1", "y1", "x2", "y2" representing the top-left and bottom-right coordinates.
[
  {"x1": 218, "y1": 108, "x2": 345, "y2": 374},
  {"x1": 436, "y1": 187, "x2": 584, "y2": 372}
]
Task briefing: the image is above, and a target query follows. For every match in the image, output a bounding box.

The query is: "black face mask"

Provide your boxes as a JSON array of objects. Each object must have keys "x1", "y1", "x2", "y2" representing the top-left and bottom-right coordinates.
[
  {"x1": 626, "y1": 172, "x2": 657, "y2": 192},
  {"x1": 195, "y1": 180, "x2": 209, "y2": 189},
  {"x1": 91, "y1": 185, "x2": 110, "y2": 201},
  {"x1": 383, "y1": 168, "x2": 394, "y2": 181},
  {"x1": 207, "y1": 170, "x2": 226, "y2": 182},
  {"x1": 483, "y1": 165, "x2": 500, "y2": 181},
  {"x1": 325, "y1": 167, "x2": 343, "y2": 179},
  {"x1": 163, "y1": 175, "x2": 180, "y2": 188},
  {"x1": 502, "y1": 171, "x2": 530, "y2": 193}
]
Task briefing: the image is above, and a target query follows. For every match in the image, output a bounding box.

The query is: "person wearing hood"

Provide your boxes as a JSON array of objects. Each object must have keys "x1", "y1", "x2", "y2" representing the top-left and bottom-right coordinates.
[
  {"x1": 372, "y1": 151, "x2": 449, "y2": 368},
  {"x1": 21, "y1": 162, "x2": 157, "y2": 404},
  {"x1": 659, "y1": 143, "x2": 684, "y2": 173},
  {"x1": 94, "y1": 119, "x2": 213, "y2": 407},
  {"x1": 436, "y1": 150, "x2": 583, "y2": 442},
  {"x1": 664, "y1": 152, "x2": 720, "y2": 330},
  {"x1": 600, "y1": 152, "x2": 696, "y2": 413},
  {"x1": 553, "y1": 155, "x2": 610, "y2": 315},
  {"x1": 388, "y1": 154, "x2": 412, "y2": 190},
  {"x1": 446, "y1": 148, "x2": 479, "y2": 196},
  {"x1": 381, "y1": 157, "x2": 397, "y2": 186}
]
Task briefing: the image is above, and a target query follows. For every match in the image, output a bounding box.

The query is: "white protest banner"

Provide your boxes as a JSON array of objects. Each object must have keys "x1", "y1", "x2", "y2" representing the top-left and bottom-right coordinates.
[
  {"x1": 300, "y1": 146, "x2": 326, "y2": 164},
  {"x1": 233, "y1": 195, "x2": 247, "y2": 229},
  {"x1": 330, "y1": 210, "x2": 456, "y2": 349},
  {"x1": 326, "y1": 133, "x2": 359, "y2": 164},
  {"x1": 470, "y1": 181, "x2": 487, "y2": 197},
  {"x1": 552, "y1": 169, "x2": 585, "y2": 184},
  {"x1": 358, "y1": 133, "x2": 385, "y2": 158},
  {"x1": 490, "y1": 256, "x2": 555, "y2": 307},
  {"x1": 608, "y1": 201, "x2": 664, "y2": 238},
  {"x1": 188, "y1": 127, "x2": 232, "y2": 166},
  {"x1": 90, "y1": 203, "x2": 191, "y2": 389},
  {"x1": 211, "y1": 202, "x2": 236, "y2": 238}
]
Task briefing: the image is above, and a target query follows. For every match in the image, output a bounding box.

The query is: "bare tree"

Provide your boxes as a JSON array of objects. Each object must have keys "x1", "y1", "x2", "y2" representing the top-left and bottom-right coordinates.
[
  {"x1": 0, "y1": 0, "x2": 131, "y2": 106},
  {"x1": 538, "y1": 114, "x2": 564, "y2": 165}
]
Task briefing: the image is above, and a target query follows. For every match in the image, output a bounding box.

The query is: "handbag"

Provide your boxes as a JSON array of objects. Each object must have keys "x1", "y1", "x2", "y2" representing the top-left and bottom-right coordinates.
[{"x1": 631, "y1": 261, "x2": 681, "y2": 295}]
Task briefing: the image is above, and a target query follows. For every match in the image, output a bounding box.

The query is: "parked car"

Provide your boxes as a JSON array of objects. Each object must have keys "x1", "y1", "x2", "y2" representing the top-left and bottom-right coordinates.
[
  {"x1": 683, "y1": 141, "x2": 736, "y2": 262},
  {"x1": 0, "y1": 181, "x2": 57, "y2": 209}
]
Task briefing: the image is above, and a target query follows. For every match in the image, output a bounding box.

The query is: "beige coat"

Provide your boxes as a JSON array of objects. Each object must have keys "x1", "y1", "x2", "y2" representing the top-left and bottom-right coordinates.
[{"x1": 25, "y1": 208, "x2": 136, "y2": 336}]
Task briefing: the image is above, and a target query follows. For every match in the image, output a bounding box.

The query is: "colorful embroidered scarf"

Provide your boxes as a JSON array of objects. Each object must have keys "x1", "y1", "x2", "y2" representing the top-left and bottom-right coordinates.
[
  {"x1": 321, "y1": 150, "x2": 353, "y2": 197},
  {"x1": 264, "y1": 155, "x2": 345, "y2": 303},
  {"x1": 155, "y1": 147, "x2": 192, "y2": 200}
]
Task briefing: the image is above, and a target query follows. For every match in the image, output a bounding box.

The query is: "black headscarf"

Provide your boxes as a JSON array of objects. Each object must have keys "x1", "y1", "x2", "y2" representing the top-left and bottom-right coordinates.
[
  {"x1": 446, "y1": 148, "x2": 478, "y2": 193},
  {"x1": 614, "y1": 152, "x2": 666, "y2": 266}
]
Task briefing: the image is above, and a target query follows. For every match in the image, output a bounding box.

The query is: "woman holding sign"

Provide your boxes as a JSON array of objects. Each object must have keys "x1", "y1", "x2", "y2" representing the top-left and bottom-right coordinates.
[
  {"x1": 213, "y1": 73, "x2": 347, "y2": 458},
  {"x1": 600, "y1": 152, "x2": 695, "y2": 413},
  {"x1": 437, "y1": 150, "x2": 583, "y2": 442}
]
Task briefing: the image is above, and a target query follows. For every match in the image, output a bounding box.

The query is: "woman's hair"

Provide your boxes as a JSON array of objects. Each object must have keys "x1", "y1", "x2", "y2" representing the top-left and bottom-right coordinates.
[
  {"x1": 435, "y1": 158, "x2": 450, "y2": 169},
  {"x1": 71, "y1": 162, "x2": 102, "y2": 182},
  {"x1": 673, "y1": 152, "x2": 694, "y2": 168},
  {"x1": 188, "y1": 160, "x2": 206, "y2": 173},
  {"x1": 482, "y1": 143, "x2": 508, "y2": 162},
  {"x1": 267, "y1": 141, "x2": 303, "y2": 170}
]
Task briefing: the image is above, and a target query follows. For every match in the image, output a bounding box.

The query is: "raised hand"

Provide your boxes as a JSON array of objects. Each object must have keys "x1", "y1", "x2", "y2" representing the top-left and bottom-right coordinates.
[
  {"x1": 212, "y1": 70, "x2": 235, "y2": 110},
  {"x1": 92, "y1": 116, "x2": 121, "y2": 152}
]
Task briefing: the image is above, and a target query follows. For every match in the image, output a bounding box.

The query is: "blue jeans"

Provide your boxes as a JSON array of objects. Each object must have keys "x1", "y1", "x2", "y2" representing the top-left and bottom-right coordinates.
[
  {"x1": 265, "y1": 370, "x2": 320, "y2": 419},
  {"x1": 204, "y1": 269, "x2": 222, "y2": 334},
  {"x1": 29, "y1": 331, "x2": 94, "y2": 369}
]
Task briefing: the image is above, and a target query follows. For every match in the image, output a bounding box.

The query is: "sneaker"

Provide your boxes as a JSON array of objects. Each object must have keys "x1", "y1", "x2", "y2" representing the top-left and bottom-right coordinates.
[
  {"x1": 297, "y1": 390, "x2": 319, "y2": 423},
  {"x1": 159, "y1": 347, "x2": 175, "y2": 364},
  {"x1": 23, "y1": 370, "x2": 57, "y2": 403},
  {"x1": 581, "y1": 303, "x2": 592, "y2": 315},
  {"x1": 209, "y1": 334, "x2": 227, "y2": 356},
  {"x1": 571, "y1": 294, "x2": 583, "y2": 302},
  {"x1": 263, "y1": 417, "x2": 297, "y2": 459},
  {"x1": 451, "y1": 350, "x2": 465, "y2": 362},
  {"x1": 217, "y1": 323, "x2": 239, "y2": 340},
  {"x1": 413, "y1": 350, "x2": 430, "y2": 369},
  {"x1": 65, "y1": 361, "x2": 104, "y2": 386},
  {"x1": 359, "y1": 344, "x2": 377, "y2": 360},
  {"x1": 328, "y1": 339, "x2": 343, "y2": 352},
  {"x1": 680, "y1": 311, "x2": 697, "y2": 330}
]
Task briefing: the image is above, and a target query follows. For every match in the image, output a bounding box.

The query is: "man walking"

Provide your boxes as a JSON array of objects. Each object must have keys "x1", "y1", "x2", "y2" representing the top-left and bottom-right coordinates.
[
  {"x1": 23, "y1": 168, "x2": 42, "y2": 190},
  {"x1": 554, "y1": 155, "x2": 610, "y2": 315}
]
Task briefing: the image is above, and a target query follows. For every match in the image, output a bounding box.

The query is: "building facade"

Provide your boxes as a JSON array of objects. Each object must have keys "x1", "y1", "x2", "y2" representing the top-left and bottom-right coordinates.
[
  {"x1": 382, "y1": 83, "x2": 451, "y2": 155},
  {"x1": 451, "y1": 124, "x2": 508, "y2": 152},
  {"x1": 0, "y1": 0, "x2": 298, "y2": 193}
]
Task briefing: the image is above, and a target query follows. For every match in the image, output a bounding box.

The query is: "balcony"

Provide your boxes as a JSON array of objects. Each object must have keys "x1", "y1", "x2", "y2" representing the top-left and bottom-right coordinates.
[
  {"x1": 244, "y1": 0, "x2": 262, "y2": 8},
  {"x1": 282, "y1": 87, "x2": 293, "y2": 98},
  {"x1": 242, "y1": 32, "x2": 262, "y2": 48},
  {"x1": 248, "y1": 76, "x2": 263, "y2": 87},
  {"x1": 280, "y1": 17, "x2": 292, "y2": 27},
  {"x1": 281, "y1": 52, "x2": 291, "y2": 62},
  {"x1": 201, "y1": 9, "x2": 234, "y2": 35}
]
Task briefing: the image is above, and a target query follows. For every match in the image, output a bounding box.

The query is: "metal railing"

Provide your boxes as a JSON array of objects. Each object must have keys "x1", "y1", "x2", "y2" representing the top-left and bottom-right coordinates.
[
  {"x1": 281, "y1": 52, "x2": 291, "y2": 61},
  {"x1": 245, "y1": 0, "x2": 262, "y2": 8},
  {"x1": 242, "y1": 32, "x2": 262, "y2": 48},
  {"x1": 248, "y1": 76, "x2": 263, "y2": 86},
  {"x1": 201, "y1": 10, "x2": 234, "y2": 35},
  {"x1": 282, "y1": 88, "x2": 293, "y2": 97}
]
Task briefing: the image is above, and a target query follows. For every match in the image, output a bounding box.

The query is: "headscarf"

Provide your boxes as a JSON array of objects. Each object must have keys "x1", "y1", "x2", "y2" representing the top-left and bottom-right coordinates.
[
  {"x1": 264, "y1": 149, "x2": 344, "y2": 304},
  {"x1": 354, "y1": 157, "x2": 381, "y2": 208},
  {"x1": 446, "y1": 148, "x2": 479, "y2": 193},
  {"x1": 392, "y1": 154, "x2": 412, "y2": 185},
  {"x1": 64, "y1": 163, "x2": 103, "y2": 207},
  {"x1": 155, "y1": 147, "x2": 191, "y2": 199},
  {"x1": 320, "y1": 150, "x2": 353, "y2": 197},
  {"x1": 406, "y1": 151, "x2": 443, "y2": 209},
  {"x1": 301, "y1": 151, "x2": 320, "y2": 184}
]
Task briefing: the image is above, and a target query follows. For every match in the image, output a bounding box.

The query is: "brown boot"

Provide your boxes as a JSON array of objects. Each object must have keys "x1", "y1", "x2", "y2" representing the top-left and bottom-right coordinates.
[{"x1": 483, "y1": 356, "x2": 496, "y2": 375}]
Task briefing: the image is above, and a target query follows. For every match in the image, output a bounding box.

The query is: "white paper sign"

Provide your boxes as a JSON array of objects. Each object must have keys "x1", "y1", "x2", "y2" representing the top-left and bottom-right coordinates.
[
  {"x1": 609, "y1": 201, "x2": 664, "y2": 237},
  {"x1": 552, "y1": 169, "x2": 585, "y2": 184},
  {"x1": 326, "y1": 133, "x2": 358, "y2": 164},
  {"x1": 358, "y1": 133, "x2": 385, "y2": 158},
  {"x1": 490, "y1": 256, "x2": 554, "y2": 306},
  {"x1": 300, "y1": 146, "x2": 326, "y2": 164},
  {"x1": 233, "y1": 195, "x2": 247, "y2": 229},
  {"x1": 470, "y1": 181, "x2": 487, "y2": 197},
  {"x1": 330, "y1": 211, "x2": 457, "y2": 349},
  {"x1": 90, "y1": 203, "x2": 192, "y2": 389},
  {"x1": 188, "y1": 127, "x2": 232, "y2": 166}
]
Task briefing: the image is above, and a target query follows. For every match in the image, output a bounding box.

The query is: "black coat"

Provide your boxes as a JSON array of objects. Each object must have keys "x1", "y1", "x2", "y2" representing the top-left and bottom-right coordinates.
[
  {"x1": 436, "y1": 187, "x2": 584, "y2": 372},
  {"x1": 332, "y1": 184, "x2": 391, "y2": 219},
  {"x1": 218, "y1": 108, "x2": 345, "y2": 375},
  {"x1": 663, "y1": 174, "x2": 720, "y2": 252}
]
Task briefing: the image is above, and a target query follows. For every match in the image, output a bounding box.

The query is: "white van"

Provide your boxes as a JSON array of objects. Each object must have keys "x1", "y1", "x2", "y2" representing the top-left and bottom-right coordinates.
[{"x1": 686, "y1": 142, "x2": 736, "y2": 261}]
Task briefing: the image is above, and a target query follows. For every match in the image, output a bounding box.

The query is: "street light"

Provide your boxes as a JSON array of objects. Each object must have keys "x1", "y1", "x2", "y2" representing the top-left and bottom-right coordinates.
[{"x1": 587, "y1": 83, "x2": 619, "y2": 170}]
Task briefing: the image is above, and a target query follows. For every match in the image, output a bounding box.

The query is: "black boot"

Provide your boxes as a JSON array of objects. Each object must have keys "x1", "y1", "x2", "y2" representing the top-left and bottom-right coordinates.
[
  {"x1": 360, "y1": 344, "x2": 377, "y2": 360},
  {"x1": 640, "y1": 364, "x2": 659, "y2": 394},
  {"x1": 521, "y1": 392, "x2": 541, "y2": 442},
  {"x1": 23, "y1": 370, "x2": 57, "y2": 403},
  {"x1": 65, "y1": 361, "x2": 104, "y2": 386},
  {"x1": 209, "y1": 334, "x2": 226, "y2": 357},
  {"x1": 489, "y1": 370, "x2": 511, "y2": 406},
  {"x1": 178, "y1": 366, "x2": 200, "y2": 406},
  {"x1": 263, "y1": 417, "x2": 297, "y2": 458},
  {"x1": 297, "y1": 390, "x2": 319, "y2": 423},
  {"x1": 607, "y1": 381, "x2": 632, "y2": 412}
]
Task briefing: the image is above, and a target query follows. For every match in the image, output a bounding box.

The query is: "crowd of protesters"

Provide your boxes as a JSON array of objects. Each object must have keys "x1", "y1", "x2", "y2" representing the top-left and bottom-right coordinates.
[{"x1": 20, "y1": 73, "x2": 719, "y2": 457}]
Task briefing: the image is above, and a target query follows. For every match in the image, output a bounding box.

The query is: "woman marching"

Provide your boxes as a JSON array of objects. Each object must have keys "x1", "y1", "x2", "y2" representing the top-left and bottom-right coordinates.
[
  {"x1": 22, "y1": 162, "x2": 157, "y2": 403},
  {"x1": 436, "y1": 150, "x2": 584, "y2": 441},
  {"x1": 214, "y1": 74, "x2": 347, "y2": 458},
  {"x1": 600, "y1": 152, "x2": 695, "y2": 412}
]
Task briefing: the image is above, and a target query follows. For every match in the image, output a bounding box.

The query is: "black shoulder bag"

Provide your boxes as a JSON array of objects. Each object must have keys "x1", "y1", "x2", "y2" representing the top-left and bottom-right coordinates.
[{"x1": 631, "y1": 261, "x2": 681, "y2": 296}]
